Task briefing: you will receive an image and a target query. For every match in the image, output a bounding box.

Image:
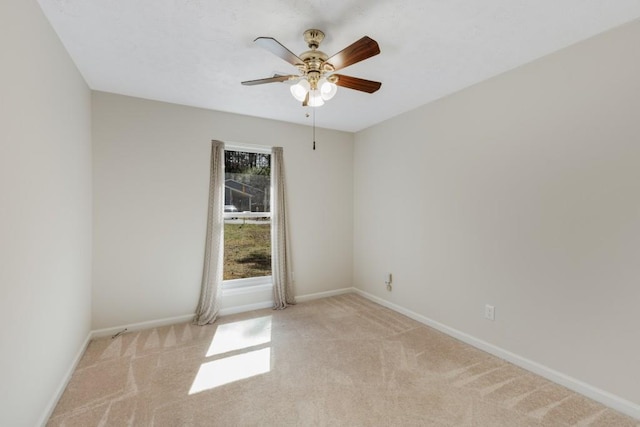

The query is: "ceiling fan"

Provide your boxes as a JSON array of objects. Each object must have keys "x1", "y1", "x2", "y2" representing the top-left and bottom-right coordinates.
[{"x1": 241, "y1": 29, "x2": 381, "y2": 107}]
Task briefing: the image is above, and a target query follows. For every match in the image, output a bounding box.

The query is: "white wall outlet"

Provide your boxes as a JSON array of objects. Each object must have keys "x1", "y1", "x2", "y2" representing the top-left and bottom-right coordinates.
[
  {"x1": 485, "y1": 304, "x2": 495, "y2": 321},
  {"x1": 385, "y1": 273, "x2": 392, "y2": 291}
]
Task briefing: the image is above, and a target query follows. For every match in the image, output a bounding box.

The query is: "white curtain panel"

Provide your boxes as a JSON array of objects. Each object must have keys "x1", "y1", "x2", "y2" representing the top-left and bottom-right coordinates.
[
  {"x1": 271, "y1": 147, "x2": 296, "y2": 309},
  {"x1": 193, "y1": 140, "x2": 225, "y2": 325}
]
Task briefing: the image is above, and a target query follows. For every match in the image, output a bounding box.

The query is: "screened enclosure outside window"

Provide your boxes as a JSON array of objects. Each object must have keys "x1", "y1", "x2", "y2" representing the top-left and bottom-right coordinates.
[{"x1": 223, "y1": 149, "x2": 271, "y2": 281}]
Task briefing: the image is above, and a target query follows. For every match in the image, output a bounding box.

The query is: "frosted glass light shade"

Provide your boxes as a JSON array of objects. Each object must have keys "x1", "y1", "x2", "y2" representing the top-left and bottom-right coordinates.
[
  {"x1": 319, "y1": 79, "x2": 338, "y2": 100},
  {"x1": 308, "y1": 89, "x2": 324, "y2": 107},
  {"x1": 290, "y1": 79, "x2": 310, "y2": 102}
]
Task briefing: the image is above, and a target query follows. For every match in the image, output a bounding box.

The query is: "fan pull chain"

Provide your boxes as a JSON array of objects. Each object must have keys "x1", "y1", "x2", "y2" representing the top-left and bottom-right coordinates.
[{"x1": 313, "y1": 107, "x2": 316, "y2": 150}]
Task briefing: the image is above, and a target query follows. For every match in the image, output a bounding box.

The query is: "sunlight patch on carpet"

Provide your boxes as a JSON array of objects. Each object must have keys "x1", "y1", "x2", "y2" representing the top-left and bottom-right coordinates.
[
  {"x1": 206, "y1": 315, "x2": 272, "y2": 356},
  {"x1": 189, "y1": 347, "x2": 271, "y2": 394},
  {"x1": 189, "y1": 316, "x2": 273, "y2": 394}
]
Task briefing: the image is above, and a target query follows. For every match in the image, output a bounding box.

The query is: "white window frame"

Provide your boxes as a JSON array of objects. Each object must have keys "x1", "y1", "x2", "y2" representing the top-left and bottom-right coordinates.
[{"x1": 222, "y1": 142, "x2": 273, "y2": 291}]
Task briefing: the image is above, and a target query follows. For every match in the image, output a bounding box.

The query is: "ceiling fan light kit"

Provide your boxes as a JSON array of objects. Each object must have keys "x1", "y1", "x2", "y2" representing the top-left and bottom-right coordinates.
[
  {"x1": 290, "y1": 78, "x2": 310, "y2": 101},
  {"x1": 319, "y1": 77, "x2": 338, "y2": 100},
  {"x1": 242, "y1": 29, "x2": 382, "y2": 107},
  {"x1": 307, "y1": 89, "x2": 325, "y2": 107}
]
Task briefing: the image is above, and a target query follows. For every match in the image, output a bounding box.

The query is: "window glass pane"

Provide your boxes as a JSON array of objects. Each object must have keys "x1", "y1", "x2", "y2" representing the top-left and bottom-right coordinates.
[{"x1": 223, "y1": 150, "x2": 271, "y2": 280}]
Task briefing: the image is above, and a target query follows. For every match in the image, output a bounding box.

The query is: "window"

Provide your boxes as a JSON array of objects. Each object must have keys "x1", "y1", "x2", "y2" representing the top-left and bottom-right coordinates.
[{"x1": 223, "y1": 147, "x2": 271, "y2": 285}]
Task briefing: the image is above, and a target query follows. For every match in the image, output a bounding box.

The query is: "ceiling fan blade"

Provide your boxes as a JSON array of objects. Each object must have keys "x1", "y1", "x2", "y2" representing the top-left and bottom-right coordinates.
[
  {"x1": 241, "y1": 74, "x2": 297, "y2": 86},
  {"x1": 333, "y1": 74, "x2": 382, "y2": 93},
  {"x1": 326, "y1": 36, "x2": 380, "y2": 71},
  {"x1": 255, "y1": 37, "x2": 304, "y2": 67}
]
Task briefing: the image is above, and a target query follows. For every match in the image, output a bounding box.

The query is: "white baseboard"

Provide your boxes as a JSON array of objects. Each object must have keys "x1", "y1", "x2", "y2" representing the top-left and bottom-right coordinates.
[
  {"x1": 353, "y1": 288, "x2": 640, "y2": 421},
  {"x1": 91, "y1": 314, "x2": 194, "y2": 339},
  {"x1": 295, "y1": 287, "x2": 355, "y2": 303},
  {"x1": 38, "y1": 332, "x2": 92, "y2": 427}
]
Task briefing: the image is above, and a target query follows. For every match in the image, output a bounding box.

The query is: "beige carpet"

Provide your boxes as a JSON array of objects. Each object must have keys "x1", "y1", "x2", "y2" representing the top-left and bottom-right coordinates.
[{"x1": 48, "y1": 294, "x2": 638, "y2": 426}]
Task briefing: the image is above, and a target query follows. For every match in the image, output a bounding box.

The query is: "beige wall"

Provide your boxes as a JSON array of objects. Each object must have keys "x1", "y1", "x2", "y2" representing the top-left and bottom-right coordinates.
[
  {"x1": 354, "y1": 20, "x2": 640, "y2": 407},
  {"x1": 4, "y1": 0, "x2": 640, "y2": 421},
  {"x1": 0, "y1": 1, "x2": 92, "y2": 425},
  {"x1": 92, "y1": 92, "x2": 354, "y2": 329}
]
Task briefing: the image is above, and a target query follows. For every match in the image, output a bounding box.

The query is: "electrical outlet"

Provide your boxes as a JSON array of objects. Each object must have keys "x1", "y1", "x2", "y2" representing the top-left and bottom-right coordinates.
[
  {"x1": 385, "y1": 273, "x2": 392, "y2": 291},
  {"x1": 485, "y1": 304, "x2": 495, "y2": 321}
]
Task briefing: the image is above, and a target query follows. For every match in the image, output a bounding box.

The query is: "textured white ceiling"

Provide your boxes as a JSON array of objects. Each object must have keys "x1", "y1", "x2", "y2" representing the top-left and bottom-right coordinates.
[{"x1": 38, "y1": 0, "x2": 640, "y2": 132}]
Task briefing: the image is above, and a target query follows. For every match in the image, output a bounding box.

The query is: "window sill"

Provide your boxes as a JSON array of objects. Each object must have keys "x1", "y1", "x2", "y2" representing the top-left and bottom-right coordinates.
[{"x1": 222, "y1": 276, "x2": 273, "y2": 296}]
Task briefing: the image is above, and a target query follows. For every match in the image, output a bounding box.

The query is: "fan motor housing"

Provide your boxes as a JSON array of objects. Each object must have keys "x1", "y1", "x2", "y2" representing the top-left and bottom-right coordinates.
[{"x1": 300, "y1": 50, "x2": 328, "y2": 72}]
